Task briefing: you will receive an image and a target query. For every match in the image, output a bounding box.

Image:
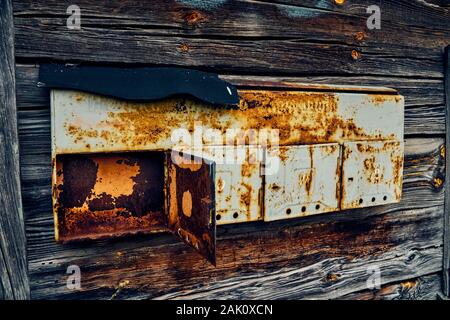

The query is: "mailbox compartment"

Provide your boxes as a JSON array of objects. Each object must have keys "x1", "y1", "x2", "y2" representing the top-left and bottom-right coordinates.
[
  {"x1": 264, "y1": 144, "x2": 341, "y2": 222},
  {"x1": 198, "y1": 146, "x2": 263, "y2": 225},
  {"x1": 341, "y1": 140, "x2": 404, "y2": 209},
  {"x1": 53, "y1": 152, "x2": 167, "y2": 242}
]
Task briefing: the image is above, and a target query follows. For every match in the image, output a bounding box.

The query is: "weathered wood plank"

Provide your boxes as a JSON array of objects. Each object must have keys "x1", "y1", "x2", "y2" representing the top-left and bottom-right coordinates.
[
  {"x1": 12, "y1": 1, "x2": 449, "y2": 77},
  {"x1": 27, "y1": 205, "x2": 444, "y2": 300},
  {"x1": 340, "y1": 273, "x2": 442, "y2": 300},
  {"x1": 0, "y1": 0, "x2": 30, "y2": 300},
  {"x1": 12, "y1": 0, "x2": 450, "y2": 48},
  {"x1": 443, "y1": 46, "x2": 450, "y2": 297}
]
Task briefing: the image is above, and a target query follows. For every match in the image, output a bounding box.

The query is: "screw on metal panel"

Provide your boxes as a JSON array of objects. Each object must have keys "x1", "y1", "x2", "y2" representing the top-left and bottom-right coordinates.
[{"x1": 434, "y1": 176, "x2": 444, "y2": 189}]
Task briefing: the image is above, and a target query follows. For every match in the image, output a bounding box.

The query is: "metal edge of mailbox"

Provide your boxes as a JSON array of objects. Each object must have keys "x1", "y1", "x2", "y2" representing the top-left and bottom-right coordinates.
[{"x1": 51, "y1": 89, "x2": 404, "y2": 155}]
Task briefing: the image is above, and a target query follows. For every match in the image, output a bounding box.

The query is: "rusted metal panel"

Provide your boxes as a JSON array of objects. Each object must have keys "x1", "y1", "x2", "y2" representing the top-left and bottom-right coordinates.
[
  {"x1": 166, "y1": 152, "x2": 216, "y2": 265},
  {"x1": 197, "y1": 146, "x2": 263, "y2": 225},
  {"x1": 51, "y1": 90, "x2": 404, "y2": 154},
  {"x1": 52, "y1": 152, "x2": 166, "y2": 242},
  {"x1": 340, "y1": 140, "x2": 404, "y2": 210},
  {"x1": 264, "y1": 144, "x2": 341, "y2": 222}
]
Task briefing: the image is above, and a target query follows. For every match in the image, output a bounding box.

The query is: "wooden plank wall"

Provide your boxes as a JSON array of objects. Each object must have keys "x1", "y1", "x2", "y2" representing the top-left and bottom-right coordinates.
[
  {"x1": 11, "y1": 0, "x2": 450, "y2": 299},
  {"x1": 0, "y1": 0, "x2": 29, "y2": 300}
]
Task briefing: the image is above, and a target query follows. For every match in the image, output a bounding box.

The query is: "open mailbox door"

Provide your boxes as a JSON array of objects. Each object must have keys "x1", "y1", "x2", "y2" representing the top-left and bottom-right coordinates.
[{"x1": 167, "y1": 152, "x2": 217, "y2": 265}]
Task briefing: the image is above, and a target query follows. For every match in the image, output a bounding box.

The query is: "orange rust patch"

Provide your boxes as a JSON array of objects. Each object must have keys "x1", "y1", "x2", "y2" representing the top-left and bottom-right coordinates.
[
  {"x1": 217, "y1": 177, "x2": 224, "y2": 193},
  {"x1": 91, "y1": 156, "x2": 139, "y2": 198},
  {"x1": 182, "y1": 190, "x2": 193, "y2": 217},
  {"x1": 63, "y1": 90, "x2": 395, "y2": 152},
  {"x1": 401, "y1": 280, "x2": 417, "y2": 290},
  {"x1": 185, "y1": 10, "x2": 206, "y2": 25},
  {"x1": 168, "y1": 164, "x2": 178, "y2": 226},
  {"x1": 239, "y1": 182, "x2": 252, "y2": 219}
]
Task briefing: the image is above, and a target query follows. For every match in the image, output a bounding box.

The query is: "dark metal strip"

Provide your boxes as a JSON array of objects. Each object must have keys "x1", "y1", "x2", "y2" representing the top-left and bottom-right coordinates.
[{"x1": 39, "y1": 63, "x2": 239, "y2": 106}]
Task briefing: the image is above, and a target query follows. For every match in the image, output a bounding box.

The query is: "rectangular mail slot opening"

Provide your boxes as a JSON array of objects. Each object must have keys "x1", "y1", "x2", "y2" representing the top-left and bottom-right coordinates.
[
  {"x1": 53, "y1": 151, "x2": 167, "y2": 242},
  {"x1": 53, "y1": 150, "x2": 217, "y2": 264}
]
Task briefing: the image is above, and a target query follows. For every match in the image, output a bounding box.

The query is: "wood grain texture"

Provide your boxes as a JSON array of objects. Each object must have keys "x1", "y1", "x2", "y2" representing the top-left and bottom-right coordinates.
[
  {"x1": 340, "y1": 273, "x2": 442, "y2": 300},
  {"x1": 443, "y1": 46, "x2": 450, "y2": 297},
  {"x1": 12, "y1": 0, "x2": 450, "y2": 299},
  {"x1": 0, "y1": 0, "x2": 30, "y2": 300},
  {"x1": 12, "y1": 0, "x2": 450, "y2": 77}
]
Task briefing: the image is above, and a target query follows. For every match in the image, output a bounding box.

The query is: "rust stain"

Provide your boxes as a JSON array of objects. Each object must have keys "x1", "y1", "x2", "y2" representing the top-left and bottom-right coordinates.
[
  {"x1": 400, "y1": 280, "x2": 417, "y2": 290},
  {"x1": 178, "y1": 43, "x2": 190, "y2": 53},
  {"x1": 270, "y1": 183, "x2": 281, "y2": 191},
  {"x1": 217, "y1": 177, "x2": 224, "y2": 193},
  {"x1": 185, "y1": 10, "x2": 206, "y2": 25},
  {"x1": 182, "y1": 190, "x2": 193, "y2": 217},
  {"x1": 91, "y1": 156, "x2": 139, "y2": 197},
  {"x1": 239, "y1": 182, "x2": 252, "y2": 220},
  {"x1": 354, "y1": 31, "x2": 366, "y2": 42},
  {"x1": 63, "y1": 91, "x2": 393, "y2": 153},
  {"x1": 168, "y1": 163, "x2": 178, "y2": 226}
]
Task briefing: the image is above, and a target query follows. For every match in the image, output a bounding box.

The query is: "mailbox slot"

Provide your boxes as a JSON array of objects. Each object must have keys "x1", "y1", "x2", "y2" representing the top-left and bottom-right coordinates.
[
  {"x1": 341, "y1": 140, "x2": 404, "y2": 210},
  {"x1": 264, "y1": 144, "x2": 341, "y2": 222},
  {"x1": 191, "y1": 146, "x2": 264, "y2": 225},
  {"x1": 53, "y1": 152, "x2": 166, "y2": 242}
]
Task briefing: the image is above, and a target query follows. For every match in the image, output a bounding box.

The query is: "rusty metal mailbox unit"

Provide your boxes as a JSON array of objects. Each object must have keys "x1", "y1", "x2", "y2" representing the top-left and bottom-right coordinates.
[{"x1": 43, "y1": 65, "x2": 405, "y2": 265}]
